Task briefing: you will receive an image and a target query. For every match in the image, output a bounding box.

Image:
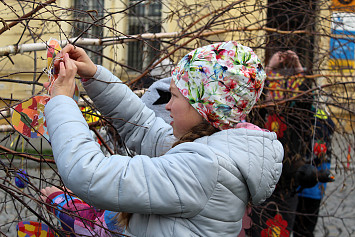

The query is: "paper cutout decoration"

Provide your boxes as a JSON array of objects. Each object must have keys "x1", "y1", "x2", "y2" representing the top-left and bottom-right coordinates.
[
  {"x1": 261, "y1": 213, "x2": 290, "y2": 237},
  {"x1": 15, "y1": 169, "x2": 30, "y2": 189},
  {"x1": 265, "y1": 113, "x2": 287, "y2": 139},
  {"x1": 17, "y1": 221, "x2": 57, "y2": 237},
  {"x1": 12, "y1": 96, "x2": 50, "y2": 139}
]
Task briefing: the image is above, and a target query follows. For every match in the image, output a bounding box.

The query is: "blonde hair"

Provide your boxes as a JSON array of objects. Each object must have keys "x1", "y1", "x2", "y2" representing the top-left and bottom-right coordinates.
[
  {"x1": 117, "y1": 120, "x2": 219, "y2": 228},
  {"x1": 117, "y1": 212, "x2": 132, "y2": 229}
]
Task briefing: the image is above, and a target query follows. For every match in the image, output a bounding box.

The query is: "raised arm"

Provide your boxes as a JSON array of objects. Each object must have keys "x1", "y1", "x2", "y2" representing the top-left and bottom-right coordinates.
[
  {"x1": 44, "y1": 46, "x2": 215, "y2": 216},
  {"x1": 81, "y1": 65, "x2": 175, "y2": 156}
]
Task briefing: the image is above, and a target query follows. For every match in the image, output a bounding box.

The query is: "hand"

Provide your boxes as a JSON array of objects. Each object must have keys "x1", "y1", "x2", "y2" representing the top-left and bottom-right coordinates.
[
  {"x1": 40, "y1": 186, "x2": 73, "y2": 203},
  {"x1": 39, "y1": 186, "x2": 62, "y2": 203},
  {"x1": 55, "y1": 44, "x2": 97, "y2": 79},
  {"x1": 267, "y1": 50, "x2": 303, "y2": 73},
  {"x1": 283, "y1": 50, "x2": 303, "y2": 73},
  {"x1": 49, "y1": 53, "x2": 77, "y2": 98},
  {"x1": 267, "y1": 51, "x2": 285, "y2": 70}
]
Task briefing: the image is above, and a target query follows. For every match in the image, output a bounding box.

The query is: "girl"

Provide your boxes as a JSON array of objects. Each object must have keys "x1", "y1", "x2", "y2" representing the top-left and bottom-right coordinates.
[{"x1": 43, "y1": 41, "x2": 283, "y2": 236}]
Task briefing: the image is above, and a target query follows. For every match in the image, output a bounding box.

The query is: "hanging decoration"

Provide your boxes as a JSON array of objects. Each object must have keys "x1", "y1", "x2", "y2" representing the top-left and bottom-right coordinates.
[
  {"x1": 313, "y1": 140, "x2": 327, "y2": 157},
  {"x1": 11, "y1": 38, "x2": 79, "y2": 140},
  {"x1": 17, "y1": 221, "x2": 57, "y2": 237},
  {"x1": 261, "y1": 213, "x2": 290, "y2": 237},
  {"x1": 12, "y1": 96, "x2": 50, "y2": 139},
  {"x1": 15, "y1": 169, "x2": 30, "y2": 189},
  {"x1": 264, "y1": 114, "x2": 287, "y2": 139}
]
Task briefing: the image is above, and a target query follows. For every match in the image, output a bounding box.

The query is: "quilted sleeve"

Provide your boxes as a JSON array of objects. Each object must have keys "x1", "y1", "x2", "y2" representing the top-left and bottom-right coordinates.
[
  {"x1": 81, "y1": 66, "x2": 175, "y2": 157},
  {"x1": 45, "y1": 95, "x2": 218, "y2": 217}
]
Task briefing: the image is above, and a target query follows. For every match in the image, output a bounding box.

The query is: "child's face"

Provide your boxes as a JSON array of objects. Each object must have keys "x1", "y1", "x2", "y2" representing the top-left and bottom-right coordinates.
[{"x1": 166, "y1": 80, "x2": 203, "y2": 139}]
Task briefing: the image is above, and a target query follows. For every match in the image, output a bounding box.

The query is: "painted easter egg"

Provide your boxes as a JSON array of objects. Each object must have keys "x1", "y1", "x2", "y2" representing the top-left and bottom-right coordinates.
[
  {"x1": 17, "y1": 221, "x2": 57, "y2": 237},
  {"x1": 15, "y1": 169, "x2": 29, "y2": 189},
  {"x1": 12, "y1": 95, "x2": 50, "y2": 139}
]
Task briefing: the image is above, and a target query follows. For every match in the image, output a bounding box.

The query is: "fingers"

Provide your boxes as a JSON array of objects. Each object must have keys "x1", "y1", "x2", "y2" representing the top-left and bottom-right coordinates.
[
  {"x1": 40, "y1": 186, "x2": 63, "y2": 201},
  {"x1": 39, "y1": 195, "x2": 46, "y2": 202},
  {"x1": 59, "y1": 44, "x2": 80, "y2": 60},
  {"x1": 40, "y1": 186, "x2": 73, "y2": 198},
  {"x1": 268, "y1": 52, "x2": 285, "y2": 69},
  {"x1": 40, "y1": 187, "x2": 47, "y2": 196},
  {"x1": 282, "y1": 51, "x2": 303, "y2": 70},
  {"x1": 40, "y1": 187, "x2": 50, "y2": 202},
  {"x1": 268, "y1": 50, "x2": 303, "y2": 72},
  {"x1": 50, "y1": 53, "x2": 77, "y2": 98},
  {"x1": 58, "y1": 53, "x2": 77, "y2": 81},
  {"x1": 58, "y1": 61, "x2": 65, "y2": 77},
  {"x1": 54, "y1": 44, "x2": 82, "y2": 68},
  {"x1": 283, "y1": 50, "x2": 298, "y2": 61},
  {"x1": 55, "y1": 45, "x2": 97, "y2": 78},
  {"x1": 285, "y1": 50, "x2": 297, "y2": 56},
  {"x1": 61, "y1": 44, "x2": 86, "y2": 61},
  {"x1": 54, "y1": 44, "x2": 73, "y2": 68}
]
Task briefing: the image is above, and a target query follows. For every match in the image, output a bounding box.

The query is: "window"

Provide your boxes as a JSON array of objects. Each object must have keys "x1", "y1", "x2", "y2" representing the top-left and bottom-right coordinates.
[
  {"x1": 73, "y1": 0, "x2": 105, "y2": 65},
  {"x1": 127, "y1": 0, "x2": 162, "y2": 71}
]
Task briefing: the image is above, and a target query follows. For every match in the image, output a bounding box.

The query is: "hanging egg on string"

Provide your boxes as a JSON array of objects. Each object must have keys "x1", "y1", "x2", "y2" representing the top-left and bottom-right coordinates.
[
  {"x1": 15, "y1": 169, "x2": 30, "y2": 189},
  {"x1": 313, "y1": 140, "x2": 327, "y2": 157},
  {"x1": 17, "y1": 221, "x2": 57, "y2": 237}
]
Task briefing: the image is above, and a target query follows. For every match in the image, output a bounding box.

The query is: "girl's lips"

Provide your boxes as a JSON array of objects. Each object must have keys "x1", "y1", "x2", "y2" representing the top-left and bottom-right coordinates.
[{"x1": 170, "y1": 121, "x2": 173, "y2": 125}]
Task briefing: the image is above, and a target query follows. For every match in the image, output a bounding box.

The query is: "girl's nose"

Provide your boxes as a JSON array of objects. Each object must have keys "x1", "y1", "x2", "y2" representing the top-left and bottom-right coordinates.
[{"x1": 165, "y1": 99, "x2": 172, "y2": 111}]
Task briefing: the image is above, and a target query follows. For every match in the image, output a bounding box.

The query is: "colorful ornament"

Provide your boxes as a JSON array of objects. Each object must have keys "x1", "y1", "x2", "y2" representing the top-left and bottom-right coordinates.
[
  {"x1": 12, "y1": 96, "x2": 50, "y2": 139},
  {"x1": 46, "y1": 38, "x2": 62, "y2": 95},
  {"x1": 313, "y1": 140, "x2": 327, "y2": 157},
  {"x1": 73, "y1": 84, "x2": 80, "y2": 102},
  {"x1": 17, "y1": 221, "x2": 57, "y2": 237},
  {"x1": 315, "y1": 108, "x2": 328, "y2": 120},
  {"x1": 265, "y1": 114, "x2": 287, "y2": 138},
  {"x1": 15, "y1": 169, "x2": 30, "y2": 189},
  {"x1": 261, "y1": 213, "x2": 290, "y2": 237},
  {"x1": 80, "y1": 106, "x2": 100, "y2": 124}
]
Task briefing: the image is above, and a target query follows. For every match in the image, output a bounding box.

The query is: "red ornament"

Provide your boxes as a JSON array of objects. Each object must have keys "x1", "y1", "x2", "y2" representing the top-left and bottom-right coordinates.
[
  {"x1": 261, "y1": 213, "x2": 290, "y2": 237},
  {"x1": 313, "y1": 141, "x2": 327, "y2": 157},
  {"x1": 265, "y1": 114, "x2": 287, "y2": 138}
]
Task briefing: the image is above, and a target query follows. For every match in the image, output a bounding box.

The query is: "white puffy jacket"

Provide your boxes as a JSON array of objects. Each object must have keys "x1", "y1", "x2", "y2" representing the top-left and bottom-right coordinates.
[{"x1": 44, "y1": 65, "x2": 283, "y2": 236}]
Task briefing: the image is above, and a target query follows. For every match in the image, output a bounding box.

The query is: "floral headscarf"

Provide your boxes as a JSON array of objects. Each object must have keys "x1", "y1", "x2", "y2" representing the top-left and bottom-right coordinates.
[{"x1": 172, "y1": 41, "x2": 266, "y2": 130}]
